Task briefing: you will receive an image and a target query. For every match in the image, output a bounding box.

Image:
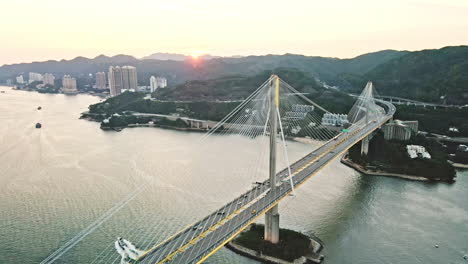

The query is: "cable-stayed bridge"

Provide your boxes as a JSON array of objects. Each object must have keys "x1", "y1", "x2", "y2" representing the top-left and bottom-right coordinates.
[
  {"x1": 132, "y1": 76, "x2": 394, "y2": 264},
  {"x1": 41, "y1": 75, "x2": 395, "y2": 264}
]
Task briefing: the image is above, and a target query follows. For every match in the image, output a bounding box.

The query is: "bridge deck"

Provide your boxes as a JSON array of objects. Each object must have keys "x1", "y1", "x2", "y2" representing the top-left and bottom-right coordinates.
[{"x1": 136, "y1": 101, "x2": 395, "y2": 264}]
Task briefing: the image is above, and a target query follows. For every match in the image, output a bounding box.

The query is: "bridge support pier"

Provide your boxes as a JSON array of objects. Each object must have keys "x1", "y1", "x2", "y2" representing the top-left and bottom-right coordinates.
[
  {"x1": 265, "y1": 205, "x2": 280, "y2": 243},
  {"x1": 361, "y1": 136, "x2": 369, "y2": 155}
]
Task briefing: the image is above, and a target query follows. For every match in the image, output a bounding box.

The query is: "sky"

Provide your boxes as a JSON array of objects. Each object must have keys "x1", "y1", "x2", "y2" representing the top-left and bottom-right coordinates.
[{"x1": 1, "y1": 0, "x2": 468, "y2": 66}]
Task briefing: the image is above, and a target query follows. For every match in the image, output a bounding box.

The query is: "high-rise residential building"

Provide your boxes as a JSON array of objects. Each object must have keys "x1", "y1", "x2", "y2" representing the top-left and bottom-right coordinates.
[
  {"x1": 108, "y1": 66, "x2": 138, "y2": 96},
  {"x1": 29, "y1": 72, "x2": 43, "y2": 83},
  {"x1": 43, "y1": 73, "x2": 55, "y2": 86},
  {"x1": 149, "y1": 76, "x2": 167, "y2": 92},
  {"x1": 108, "y1": 66, "x2": 123, "y2": 96},
  {"x1": 95, "y1": 72, "x2": 107, "y2": 90},
  {"x1": 121, "y1": 66, "x2": 138, "y2": 90},
  {"x1": 16, "y1": 75, "x2": 24, "y2": 84},
  {"x1": 62, "y1": 75, "x2": 78, "y2": 93},
  {"x1": 156, "y1": 77, "x2": 167, "y2": 88},
  {"x1": 150, "y1": 76, "x2": 157, "y2": 92}
]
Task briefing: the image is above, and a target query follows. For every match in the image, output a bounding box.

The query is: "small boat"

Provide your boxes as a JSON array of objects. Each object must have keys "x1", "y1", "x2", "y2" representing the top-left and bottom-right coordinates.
[
  {"x1": 35, "y1": 123, "x2": 42, "y2": 129},
  {"x1": 37, "y1": 106, "x2": 42, "y2": 110}
]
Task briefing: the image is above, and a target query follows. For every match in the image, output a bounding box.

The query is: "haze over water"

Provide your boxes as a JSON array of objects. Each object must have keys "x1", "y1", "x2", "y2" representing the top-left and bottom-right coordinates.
[{"x1": 0, "y1": 86, "x2": 467, "y2": 263}]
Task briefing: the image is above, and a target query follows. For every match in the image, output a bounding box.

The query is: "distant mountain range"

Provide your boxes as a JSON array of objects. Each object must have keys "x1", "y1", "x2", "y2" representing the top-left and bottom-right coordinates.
[
  {"x1": 140, "y1": 52, "x2": 242, "y2": 61},
  {"x1": 1, "y1": 46, "x2": 467, "y2": 103},
  {"x1": 0, "y1": 49, "x2": 406, "y2": 86}
]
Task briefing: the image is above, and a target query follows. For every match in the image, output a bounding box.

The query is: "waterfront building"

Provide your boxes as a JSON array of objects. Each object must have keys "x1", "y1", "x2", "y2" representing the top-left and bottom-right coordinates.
[
  {"x1": 95, "y1": 72, "x2": 107, "y2": 90},
  {"x1": 28, "y1": 72, "x2": 43, "y2": 83},
  {"x1": 382, "y1": 119, "x2": 418, "y2": 141},
  {"x1": 321, "y1": 113, "x2": 348, "y2": 126},
  {"x1": 43, "y1": 73, "x2": 55, "y2": 86},
  {"x1": 16, "y1": 75, "x2": 24, "y2": 84},
  {"x1": 108, "y1": 66, "x2": 123, "y2": 96},
  {"x1": 62, "y1": 75, "x2": 78, "y2": 93},
  {"x1": 406, "y1": 145, "x2": 431, "y2": 159},
  {"x1": 109, "y1": 66, "x2": 137, "y2": 96},
  {"x1": 121, "y1": 66, "x2": 138, "y2": 91}
]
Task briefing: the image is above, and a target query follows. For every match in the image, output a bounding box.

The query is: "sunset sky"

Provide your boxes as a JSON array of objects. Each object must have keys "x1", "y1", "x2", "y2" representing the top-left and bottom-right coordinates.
[{"x1": 1, "y1": 0, "x2": 468, "y2": 65}]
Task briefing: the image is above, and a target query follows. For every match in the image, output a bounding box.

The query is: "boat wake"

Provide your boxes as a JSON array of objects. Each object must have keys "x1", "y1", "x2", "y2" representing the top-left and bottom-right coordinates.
[{"x1": 115, "y1": 237, "x2": 144, "y2": 263}]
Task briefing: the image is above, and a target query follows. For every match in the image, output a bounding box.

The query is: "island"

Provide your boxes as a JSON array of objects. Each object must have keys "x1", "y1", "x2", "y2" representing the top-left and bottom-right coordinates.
[
  {"x1": 342, "y1": 132, "x2": 457, "y2": 182},
  {"x1": 227, "y1": 224, "x2": 324, "y2": 264}
]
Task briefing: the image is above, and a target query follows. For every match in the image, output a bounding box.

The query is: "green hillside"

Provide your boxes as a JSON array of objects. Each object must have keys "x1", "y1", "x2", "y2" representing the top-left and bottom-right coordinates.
[{"x1": 344, "y1": 46, "x2": 468, "y2": 104}]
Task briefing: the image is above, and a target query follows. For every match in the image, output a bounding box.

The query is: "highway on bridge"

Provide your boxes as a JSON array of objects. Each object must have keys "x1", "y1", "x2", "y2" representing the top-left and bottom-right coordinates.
[{"x1": 136, "y1": 100, "x2": 396, "y2": 264}]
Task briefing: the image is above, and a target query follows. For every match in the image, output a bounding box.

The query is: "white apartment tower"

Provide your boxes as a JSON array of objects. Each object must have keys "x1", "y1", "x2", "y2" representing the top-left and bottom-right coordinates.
[
  {"x1": 16, "y1": 75, "x2": 24, "y2": 84},
  {"x1": 43, "y1": 73, "x2": 55, "y2": 86},
  {"x1": 121, "y1": 66, "x2": 138, "y2": 90},
  {"x1": 150, "y1": 76, "x2": 157, "y2": 92},
  {"x1": 95, "y1": 72, "x2": 107, "y2": 90},
  {"x1": 62, "y1": 75, "x2": 77, "y2": 92},
  {"x1": 156, "y1": 77, "x2": 167, "y2": 88},
  {"x1": 108, "y1": 66, "x2": 123, "y2": 96},
  {"x1": 29, "y1": 72, "x2": 43, "y2": 83},
  {"x1": 109, "y1": 66, "x2": 137, "y2": 96},
  {"x1": 150, "y1": 76, "x2": 167, "y2": 92}
]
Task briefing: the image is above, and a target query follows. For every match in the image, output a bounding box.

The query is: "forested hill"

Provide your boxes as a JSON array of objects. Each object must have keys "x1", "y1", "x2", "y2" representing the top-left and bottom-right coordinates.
[
  {"x1": 87, "y1": 68, "x2": 356, "y2": 119},
  {"x1": 154, "y1": 68, "x2": 355, "y2": 114},
  {"x1": 155, "y1": 68, "x2": 325, "y2": 101},
  {"x1": 343, "y1": 46, "x2": 468, "y2": 104}
]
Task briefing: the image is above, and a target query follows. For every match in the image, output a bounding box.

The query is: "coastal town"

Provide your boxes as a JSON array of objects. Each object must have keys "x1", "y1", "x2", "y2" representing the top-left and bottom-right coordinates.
[{"x1": 9, "y1": 66, "x2": 168, "y2": 97}]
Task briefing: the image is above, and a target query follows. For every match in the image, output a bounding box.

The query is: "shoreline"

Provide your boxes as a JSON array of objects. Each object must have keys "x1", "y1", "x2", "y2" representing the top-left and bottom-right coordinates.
[
  {"x1": 10, "y1": 86, "x2": 109, "y2": 98},
  {"x1": 450, "y1": 162, "x2": 468, "y2": 169},
  {"x1": 101, "y1": 123, "x2": 210, "y2": 133},
  {"x1": 341, "y1": 155, "x2": 431, "y2": 181}
]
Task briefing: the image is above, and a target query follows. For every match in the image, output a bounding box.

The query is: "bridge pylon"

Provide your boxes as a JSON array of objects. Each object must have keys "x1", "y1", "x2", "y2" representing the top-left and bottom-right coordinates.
[{"x1": 265, "y1": 75, "x2": 280, "y2": 244}]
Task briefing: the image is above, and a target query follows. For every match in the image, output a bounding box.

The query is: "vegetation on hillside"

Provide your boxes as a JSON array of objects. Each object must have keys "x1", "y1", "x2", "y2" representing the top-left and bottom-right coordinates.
[
  {"x1": 88, "y1": 91, "x2": 240, "y2": 121},
  {"x1": 155, "y1": 68, "x2": 324, "y2": 101},
  {"x1": 343, "y1": 46, "x2": 468, "y2": 104},
  {"x1": 394, "y1": 105, "x2": 468, "y2": 137},
  {"x1": 349, "y1": 132, "x2": 456, "y2": 181}
]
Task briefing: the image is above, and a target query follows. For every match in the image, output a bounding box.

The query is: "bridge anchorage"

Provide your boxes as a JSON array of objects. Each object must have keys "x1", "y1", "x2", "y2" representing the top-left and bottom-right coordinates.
[{"x1": 40, "y1": 76, "x2": 395, "y2": 264}]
